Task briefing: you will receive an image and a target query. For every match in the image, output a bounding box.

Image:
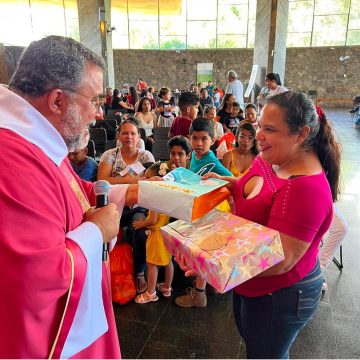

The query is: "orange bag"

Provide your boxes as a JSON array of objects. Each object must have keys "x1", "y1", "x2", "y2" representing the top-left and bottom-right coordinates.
[{"x1": 110, "y1": 242, "x2": 136, "y2": 305}]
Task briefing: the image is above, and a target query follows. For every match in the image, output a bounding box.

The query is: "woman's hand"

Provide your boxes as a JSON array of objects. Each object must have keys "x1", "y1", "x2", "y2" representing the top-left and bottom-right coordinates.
[
  {"x1": 174, "y1": 254, "x2": 198, "y2": 277},
  {"x1": 201, "y1": 172, "x2": 221, "y2": 180}
]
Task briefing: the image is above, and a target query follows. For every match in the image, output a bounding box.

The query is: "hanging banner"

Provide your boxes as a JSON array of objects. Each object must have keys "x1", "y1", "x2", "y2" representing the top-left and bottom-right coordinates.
[{"x1": 244, "y1": 64, "x2": 258, "y2": 98}]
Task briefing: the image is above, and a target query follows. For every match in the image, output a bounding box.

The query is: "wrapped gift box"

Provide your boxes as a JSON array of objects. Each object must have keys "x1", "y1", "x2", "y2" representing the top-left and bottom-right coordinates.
[
  {"x1": 161, "y1": 209, "x2": 284, "y2": 293},
  {"x1": 138, "y1": 167, "x2": 230, "y2": 222}
]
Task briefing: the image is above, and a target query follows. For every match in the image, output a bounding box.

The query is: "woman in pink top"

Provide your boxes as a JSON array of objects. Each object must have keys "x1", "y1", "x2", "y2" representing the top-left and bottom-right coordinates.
[{"x1": 178, "y1": 91, "x2": 341, "y2": 358}]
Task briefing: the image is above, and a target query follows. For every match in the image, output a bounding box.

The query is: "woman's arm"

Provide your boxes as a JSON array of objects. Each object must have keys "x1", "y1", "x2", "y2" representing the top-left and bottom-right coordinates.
[
  {"x1": 202, "y1": 172, "x2": 239, "y2": 189},
  {"x1": 97, "y1": 162, "x2": 144, "y2": 184},
  {"x1": 256, "y1": 233, "x2": 311, "y2": 276},
  {"x1": 119, "y1": 100, "x2": 133, "y2": 110}
]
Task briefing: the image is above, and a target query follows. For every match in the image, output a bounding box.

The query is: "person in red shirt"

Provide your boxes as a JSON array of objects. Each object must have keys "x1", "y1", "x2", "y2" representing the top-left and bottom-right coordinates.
[
  {"x1": 137, "y1": 78, "x2": 148, "y2": 91},
  {"x1": 104, "y1": 87, "x2": 112, "y2": 114},
  {"x1": 168, "y1": 92, "x2": 200, "y2": 138}
]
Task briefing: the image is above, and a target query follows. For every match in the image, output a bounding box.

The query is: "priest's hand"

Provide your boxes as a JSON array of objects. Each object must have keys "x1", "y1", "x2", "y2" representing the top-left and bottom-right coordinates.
[
  {"x1": 125, "y1": 184, "x2": 139, "y2": 206},
  {"x1": 85, "y1": 204, "x2": 120, "y2": 243}
]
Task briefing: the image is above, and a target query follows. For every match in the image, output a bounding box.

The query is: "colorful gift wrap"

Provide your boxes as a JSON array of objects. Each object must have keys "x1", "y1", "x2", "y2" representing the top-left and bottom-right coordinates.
[
  {"x1": 160, "y1": 209, "x2": 284, "y2": 293},
  {"x1": 138, "y1": 167, "x2": 230, "y2": 222}
]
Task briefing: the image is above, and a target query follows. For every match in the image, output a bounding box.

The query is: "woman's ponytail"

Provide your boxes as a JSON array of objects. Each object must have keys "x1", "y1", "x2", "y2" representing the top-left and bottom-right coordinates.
[{"x1": 313, "y1": 108, "x2": 342, "y2": 202}]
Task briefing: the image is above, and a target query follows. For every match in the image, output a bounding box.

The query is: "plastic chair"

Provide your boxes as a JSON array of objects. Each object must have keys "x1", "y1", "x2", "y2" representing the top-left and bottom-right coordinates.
[
  {"x1": 104, "y1": 139, "x2": 117, "y2": 151},
  {"x1": 89, "y1": 128, "x2": 107, "y2": 158},
  {"x1": 333, "y1": 244, "x2": 343, "y2": 270},
  {"x1": 153, "y1": 127, "x2": 170, "y2": 141},
  {"x1": 104, "y1": 119, "x2": 117, "y2": 129},
  {"x1": 152, "y1": 140, "x2": 169, "y2": 161},
  {"x1": 104, "y1": 114, "x2": 122, "y2": 123},
  {"x1": 87, "y1": 139, "x2": 96, "y2": 159}
]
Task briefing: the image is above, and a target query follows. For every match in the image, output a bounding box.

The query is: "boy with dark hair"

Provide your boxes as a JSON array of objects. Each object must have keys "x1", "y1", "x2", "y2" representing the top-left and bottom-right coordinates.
[
  {"x1": 166, "y1": 135, "x2": 192, "y2": 169},
  {"x1": 168, "y1": 92, "x2": 199, "y2": 138},
  {"x1": 188, "y1": 118, "x2": 232, "y2": 177},
  {"x1": 175, "y1": 117, "x2": 232, "y2": 309}
]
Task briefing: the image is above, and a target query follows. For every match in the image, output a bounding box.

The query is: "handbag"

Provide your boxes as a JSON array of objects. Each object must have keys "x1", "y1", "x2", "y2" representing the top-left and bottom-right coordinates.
[{"x1": 110, "y1": 239, "x2": 136, "y2": 305}]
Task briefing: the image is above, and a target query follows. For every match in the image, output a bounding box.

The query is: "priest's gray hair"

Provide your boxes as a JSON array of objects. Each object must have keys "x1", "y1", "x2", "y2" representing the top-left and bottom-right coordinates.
[
  {"x1": 227, "y1": 70, "x2": 238, "y2": 79},
  {"x1": 9, "y1": 35, "x2": 105, "y2": 97}
]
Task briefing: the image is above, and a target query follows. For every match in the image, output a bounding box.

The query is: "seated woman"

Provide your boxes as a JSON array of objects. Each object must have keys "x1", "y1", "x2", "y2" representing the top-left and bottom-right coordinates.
[
  {"x1": 222, "y1": 122, "x2": 258, "y2": 177},
  {"x1": 111, "y1": 88, "x2": 134, "y2": 113},
  {"x1": 97, "y1": 120, "x2": 155, "y2": 294},
  {"x1": 217, "y1": 93, "x2": 235, "y2": 128},
  {"x1": 134, "y1": 97, "x2": 158, "y2": 152},
  {"x1": 127, "y1": 86, "x2": 139, "y2": 108}
]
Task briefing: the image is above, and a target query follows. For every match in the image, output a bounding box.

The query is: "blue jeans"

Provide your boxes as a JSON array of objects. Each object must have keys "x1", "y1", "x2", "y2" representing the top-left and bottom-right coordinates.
[{"x1": 233, "y1": 260, "x2": 323, "y2": 359}]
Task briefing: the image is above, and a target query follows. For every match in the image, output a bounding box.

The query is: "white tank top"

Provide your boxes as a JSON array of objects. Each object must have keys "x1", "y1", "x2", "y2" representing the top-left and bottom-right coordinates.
[{"x1": 139, "y1": 117, "x2": 154, "y2": 137}]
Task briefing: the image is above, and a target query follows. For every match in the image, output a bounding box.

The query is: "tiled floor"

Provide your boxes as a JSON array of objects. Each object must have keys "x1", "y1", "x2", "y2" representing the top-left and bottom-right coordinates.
[{"x1": 114, "y1": 109, "x2": 360, "y2": 359}]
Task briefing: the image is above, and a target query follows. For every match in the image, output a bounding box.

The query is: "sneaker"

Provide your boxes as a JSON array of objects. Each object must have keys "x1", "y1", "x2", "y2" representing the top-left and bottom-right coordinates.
[
  {"x1": 322, "y1": 279, "x2": 328, "y2": 292},
  {"x1": 135, "y1": 291, "x2": 159, "y2": 304},
  {"x1": 175, "y1": 287, "x2": 207, "y2": 308}
]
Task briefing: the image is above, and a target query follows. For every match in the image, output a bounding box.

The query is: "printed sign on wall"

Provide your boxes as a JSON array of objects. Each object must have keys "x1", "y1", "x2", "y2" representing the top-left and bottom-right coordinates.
[{"x1": 196, "y1": 63, "x2": 213, "y2": 86}]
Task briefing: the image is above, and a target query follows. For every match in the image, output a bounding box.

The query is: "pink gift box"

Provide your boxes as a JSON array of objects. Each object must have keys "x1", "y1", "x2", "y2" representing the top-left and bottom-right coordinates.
[{"x1": 161, "y1": 209, "x2": 284, "y2": 293}]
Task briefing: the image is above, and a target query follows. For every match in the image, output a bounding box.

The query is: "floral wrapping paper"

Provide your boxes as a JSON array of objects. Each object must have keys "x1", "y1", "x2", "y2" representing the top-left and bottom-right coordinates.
[{"x1": 161, "y1": 209, "x2": 284, "y2": 293}]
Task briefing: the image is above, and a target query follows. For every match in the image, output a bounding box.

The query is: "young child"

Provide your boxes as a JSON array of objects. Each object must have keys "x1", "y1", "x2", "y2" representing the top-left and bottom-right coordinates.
[
  {"x1": 175, "y1": 117, "x2": 232, "y2": 309},
  {"x1": 68, "y1": 145, "x2": 98, "y2": 182},
  {"x1": 188, "y1": 117, "x2": 232, "y2": 177},
  {"x1": 241, "y1": 103, "x2": 259, "y2": 128},
  {"x1": 213, "y1": 87, "x2": 221, "y2": 110},
  {"x1": 223, "y1": 101, "x2": 244, "y2": 135},
  {"x1": 166, "y1": 135, "x2": 192, "y2": 170},
  {"x1": 168, "y1": 92, "x2": 199, "y2": 138},
  {"x1": 155, "y1": 87, "x2": 176, "y2": 127},
  {"x1": 133, "y1": 162, "x2": 174, "y2": 304}
]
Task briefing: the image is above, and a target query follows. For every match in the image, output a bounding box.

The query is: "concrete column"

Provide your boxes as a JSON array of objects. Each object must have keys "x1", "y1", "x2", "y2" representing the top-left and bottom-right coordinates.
[
  {"x1": 77, "y1": 0, "x2": 115, "y2": 88},
  {"x1": 253, "y1": 0, "x2": 289, "y2": 88},
  {"x1": 0, "y1": 43, "x2": 9, "y2": 84}
]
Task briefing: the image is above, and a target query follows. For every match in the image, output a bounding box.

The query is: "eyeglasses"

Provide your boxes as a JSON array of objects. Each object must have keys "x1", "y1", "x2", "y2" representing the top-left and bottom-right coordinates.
[
  {"x1": 63, "y1": 89, "x2": 99, "y2": 106},
  {"x1": 238, "y1": 134, "x2": 255, "y2": 141}
]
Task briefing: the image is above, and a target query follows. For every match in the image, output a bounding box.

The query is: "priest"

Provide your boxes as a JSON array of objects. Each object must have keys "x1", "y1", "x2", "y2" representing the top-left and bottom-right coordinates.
[{"x1": 0, "y1": 36, "x2": 136, "y2": 358}]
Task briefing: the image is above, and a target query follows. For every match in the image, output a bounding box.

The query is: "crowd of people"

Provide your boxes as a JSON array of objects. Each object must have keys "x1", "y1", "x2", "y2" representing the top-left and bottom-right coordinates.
[{"x1": 0, "y1": 35, "x2": 349, "y2": 359}]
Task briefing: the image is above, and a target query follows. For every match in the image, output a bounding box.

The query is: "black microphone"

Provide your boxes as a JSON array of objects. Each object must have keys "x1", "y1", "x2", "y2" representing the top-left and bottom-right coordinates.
[{"x1": 94, "y1": 180, "x2": 111, "y2": 261}]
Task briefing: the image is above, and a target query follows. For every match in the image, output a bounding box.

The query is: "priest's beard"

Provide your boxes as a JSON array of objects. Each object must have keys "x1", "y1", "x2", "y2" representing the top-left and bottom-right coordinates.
[{"x1": 60, "y1": 101, "x2": 89, "y2": 152}]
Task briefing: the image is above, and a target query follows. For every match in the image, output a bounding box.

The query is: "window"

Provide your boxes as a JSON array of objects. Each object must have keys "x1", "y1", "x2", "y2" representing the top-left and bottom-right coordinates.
[
  {"x1": 287, "y1": 0, "x2": 359, "y2": 47},
  {"x1": 0, "y1": 0, "x2": 79, "y2": 46},
  {"x1": 111, "y1": 0, "x2": 256, "y2": 49}
]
